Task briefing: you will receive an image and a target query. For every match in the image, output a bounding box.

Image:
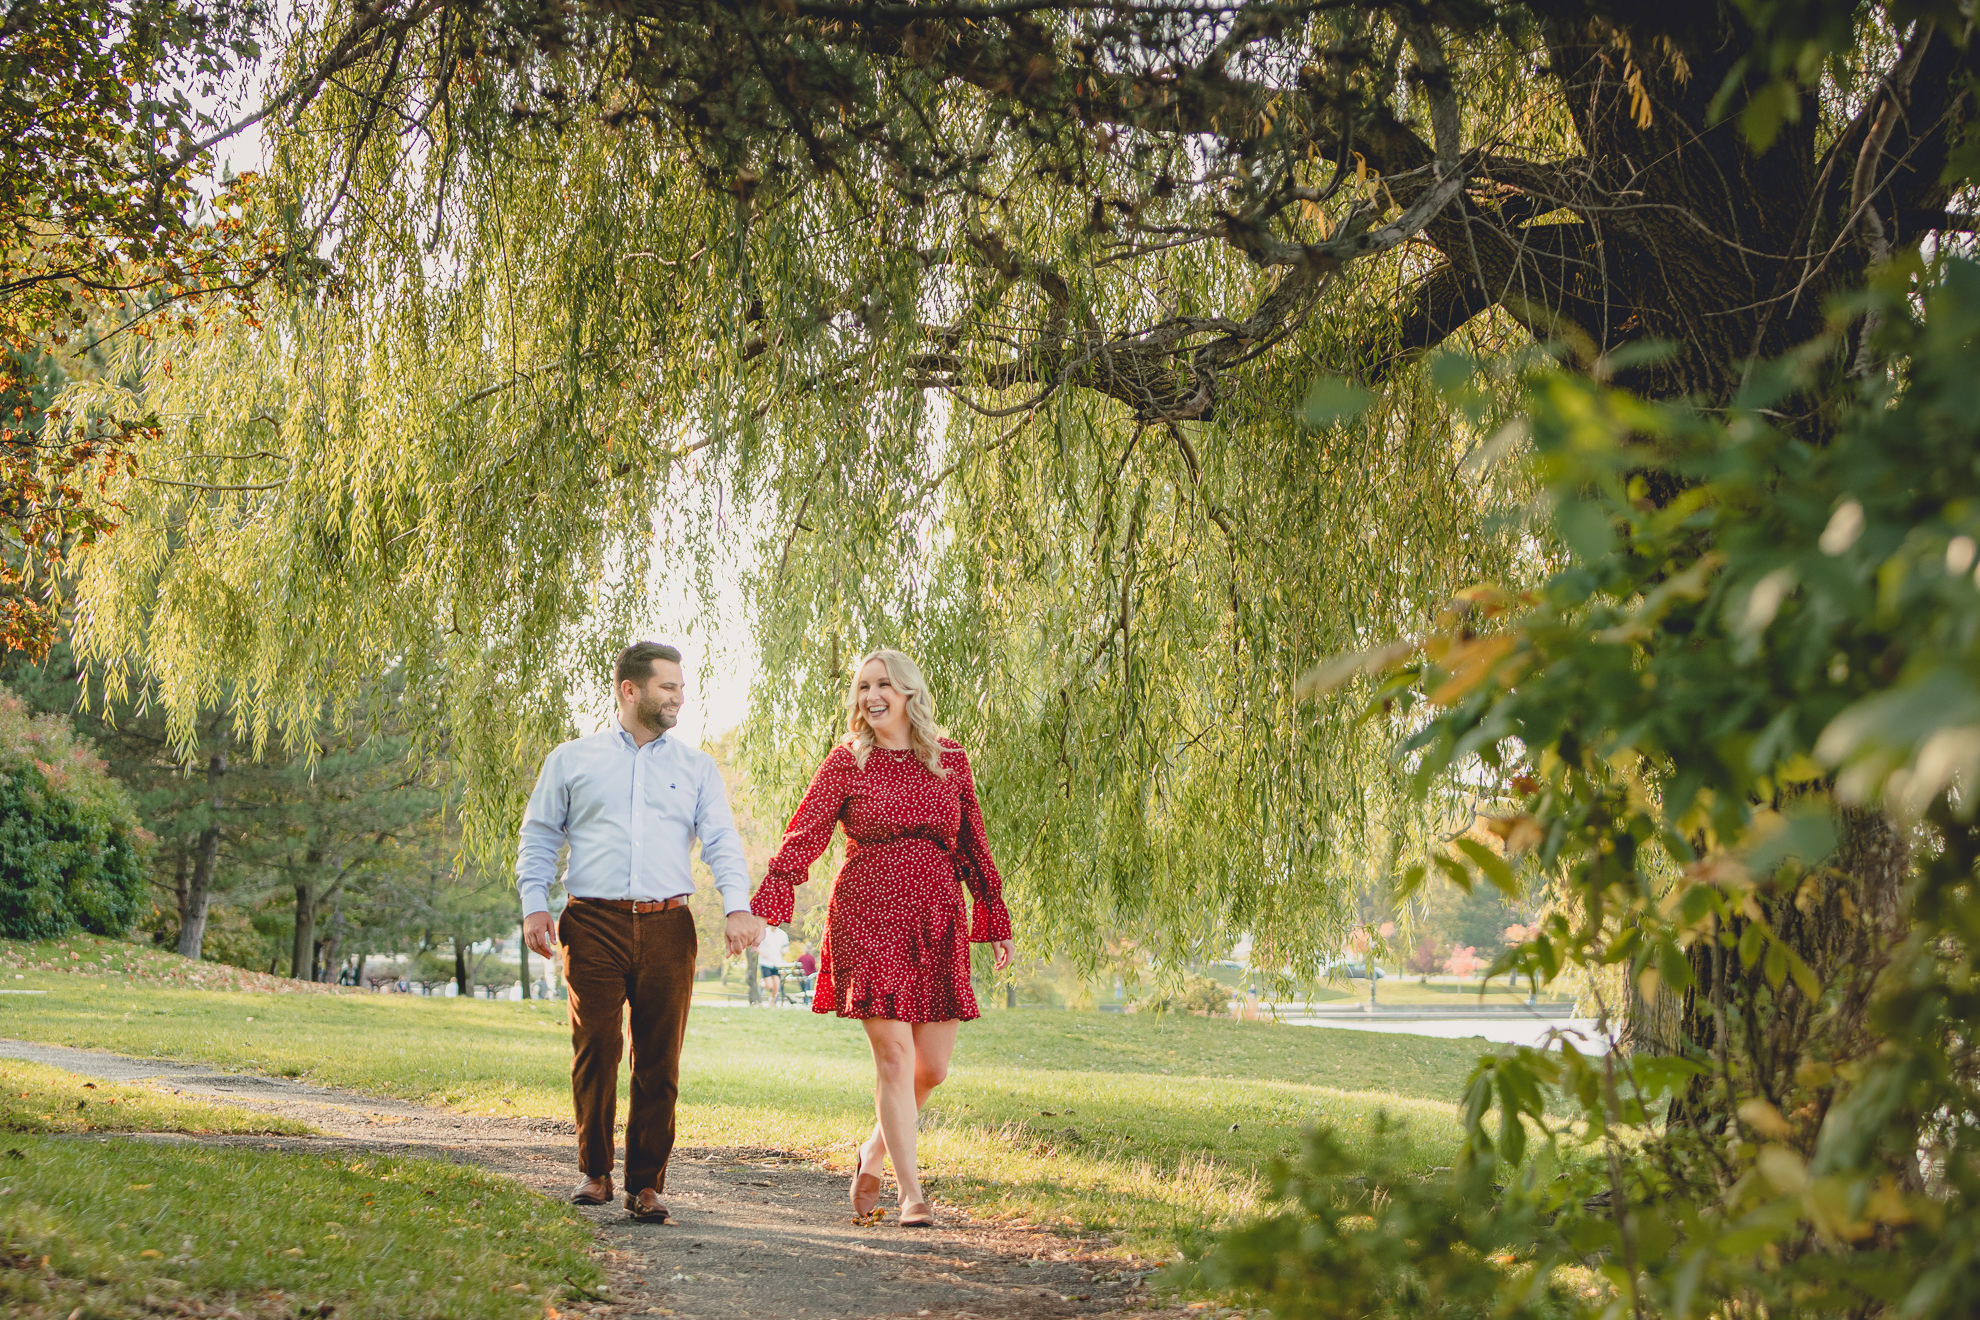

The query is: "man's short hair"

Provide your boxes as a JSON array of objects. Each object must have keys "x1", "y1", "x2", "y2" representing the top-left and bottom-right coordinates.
[{"x1": 615, "y1": 641, "x2": 682, "y2": 689}]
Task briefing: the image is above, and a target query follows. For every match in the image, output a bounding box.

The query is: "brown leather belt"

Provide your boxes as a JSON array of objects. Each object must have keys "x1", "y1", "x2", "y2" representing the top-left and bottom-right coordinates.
[{"x1": 568, "y1": 895, "x2": 689, "y2": 914}]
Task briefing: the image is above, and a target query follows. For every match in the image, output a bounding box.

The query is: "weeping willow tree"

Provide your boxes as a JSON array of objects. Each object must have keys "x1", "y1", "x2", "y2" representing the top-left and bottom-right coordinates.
[{"x1": 51, "y1": 1, "x2": 1974, "y2": 970}]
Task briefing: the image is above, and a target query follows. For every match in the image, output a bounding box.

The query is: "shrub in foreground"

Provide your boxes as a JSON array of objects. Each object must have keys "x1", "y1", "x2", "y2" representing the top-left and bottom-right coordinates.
[
  {"x1": 1226, "y1": 260, "x2": 1980, "y2": 1317},
  {"x1": 1197, "y1": 1118, "x2": 1579, "y2": 1320}
]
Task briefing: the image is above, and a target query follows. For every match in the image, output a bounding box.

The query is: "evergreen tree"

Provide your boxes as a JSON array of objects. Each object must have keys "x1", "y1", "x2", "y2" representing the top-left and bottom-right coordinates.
[{"x1": 4, "y1": 643, "x2": 454, "y2": 973}]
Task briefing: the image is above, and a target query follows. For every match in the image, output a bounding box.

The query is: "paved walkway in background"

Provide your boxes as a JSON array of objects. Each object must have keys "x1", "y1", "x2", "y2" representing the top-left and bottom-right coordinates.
[
  {"x1": 0, "y1": 1039, "x2": 1173, "y2": 1320},
  {"x1": 1286, "y1": 1014, "x2": 1614, "y2": 1050}
]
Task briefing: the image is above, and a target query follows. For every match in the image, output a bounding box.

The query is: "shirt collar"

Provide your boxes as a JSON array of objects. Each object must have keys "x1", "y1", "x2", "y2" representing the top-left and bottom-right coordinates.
[{"x1": 614, "y1": 714, "x2": 668, "y2": 752}]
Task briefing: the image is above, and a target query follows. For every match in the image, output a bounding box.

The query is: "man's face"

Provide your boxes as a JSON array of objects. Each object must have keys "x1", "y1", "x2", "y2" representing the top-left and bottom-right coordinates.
[{"x1": 623, "y1": 660, "x2": 686, "y2": 734}]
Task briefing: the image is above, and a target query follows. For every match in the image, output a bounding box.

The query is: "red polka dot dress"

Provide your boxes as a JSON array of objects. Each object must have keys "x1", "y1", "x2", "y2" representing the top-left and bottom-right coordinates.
[{"x1": 751, "y1": 738, "x2": 1013, "y2": 1022}]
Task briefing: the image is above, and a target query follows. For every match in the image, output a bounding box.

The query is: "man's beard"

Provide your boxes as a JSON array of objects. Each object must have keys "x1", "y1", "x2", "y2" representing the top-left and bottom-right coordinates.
[{"x1": 636, "y1": 694, "x2": 679, "y2": 733}]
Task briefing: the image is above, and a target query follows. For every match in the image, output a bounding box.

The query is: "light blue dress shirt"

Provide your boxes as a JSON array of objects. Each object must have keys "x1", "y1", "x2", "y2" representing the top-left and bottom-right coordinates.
[{"x1": 515, "y1": 719, "x2": 751, "y2": 917}]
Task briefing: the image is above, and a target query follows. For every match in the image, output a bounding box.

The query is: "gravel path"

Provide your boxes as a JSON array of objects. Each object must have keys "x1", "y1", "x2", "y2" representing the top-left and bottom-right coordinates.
[{"x1": 0, "y1": 1038, "x2": 1182, "y2": 1320}]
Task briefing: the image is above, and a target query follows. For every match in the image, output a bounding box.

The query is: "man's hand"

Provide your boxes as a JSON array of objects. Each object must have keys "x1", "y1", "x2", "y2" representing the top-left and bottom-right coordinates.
[
  {"x1": 524, "y1": 911, "x2": 559, "y2": 959},
  {"x1": 726, "y1": 910, "x2": 768, "y2": 958}
]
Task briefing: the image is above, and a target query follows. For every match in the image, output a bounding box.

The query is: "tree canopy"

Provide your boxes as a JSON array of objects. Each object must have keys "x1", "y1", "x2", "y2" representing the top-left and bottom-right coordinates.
[
  {"x1": 1, "y1": 0, "x2": 283, "y2": 652},
  {"x1": 46, "y1": 1, "x2": 1978, "y2": 968}
]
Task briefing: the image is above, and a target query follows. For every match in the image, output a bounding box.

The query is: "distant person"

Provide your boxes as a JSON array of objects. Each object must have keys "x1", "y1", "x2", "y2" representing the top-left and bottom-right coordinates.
[
  {"x1": 757, "y1": 924, "x2": 790, "y2": 1003},
  {"x1": 518, "y1": 641, "x2": 765, "y2": 1223},
  {"x1": 793, "y1": 945, "x2": 818, "y2": 1005},
  {"x1": 535, "y1": 976, "x2": 550, "y2": 1000},
  {"x1": 751, "y1": 648, "x2": 1014, "y2": 1229}
]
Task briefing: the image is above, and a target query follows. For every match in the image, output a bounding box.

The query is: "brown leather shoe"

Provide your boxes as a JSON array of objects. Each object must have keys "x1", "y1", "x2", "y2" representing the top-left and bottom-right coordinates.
[
  {"x1": 625, "y1": 1188, "x2": 671, "y2": 1223},
  {"x1": 571, "y1": 1174, "x2": 613, "y2": 1206}
]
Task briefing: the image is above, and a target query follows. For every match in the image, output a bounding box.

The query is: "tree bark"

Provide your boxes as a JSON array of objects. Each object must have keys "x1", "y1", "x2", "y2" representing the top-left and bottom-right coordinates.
[
  {"x1": 519, "y1": 932, "x2": 532, "y2": 999},
  {"x1": 167, "y1": 850, "x2": 188, "y2": 943},
  {"x1": 1669, "y1": 804, "x2": 1912, "y2": 1137},
  {"x1": 291, "y1": 878, "x2": 315, "y2": 981},
  {"x1": 315, "y1": 905, "x2": 342, "y2": 983},
  {"x1": 176, "y1": 747, "x2": 226, "y2": 960},
  {"x1": 454, "y1": 936, "x2": 472, "y2": 996}
]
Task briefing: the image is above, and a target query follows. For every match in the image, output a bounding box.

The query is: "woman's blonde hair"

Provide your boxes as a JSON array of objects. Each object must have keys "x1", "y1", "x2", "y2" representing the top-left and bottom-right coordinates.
[{"x1": 843, "y1": 648, "x2": 948, "y2": 776}]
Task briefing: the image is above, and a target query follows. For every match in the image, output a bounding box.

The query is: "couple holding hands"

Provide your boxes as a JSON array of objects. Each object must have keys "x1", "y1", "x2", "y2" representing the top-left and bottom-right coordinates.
[{"x1": 517, "y1": 642, "x2": 1014, "y2": 1228}]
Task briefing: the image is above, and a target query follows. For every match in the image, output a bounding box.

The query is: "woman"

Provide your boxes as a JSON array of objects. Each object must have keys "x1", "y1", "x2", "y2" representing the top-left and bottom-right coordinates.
[{"x1": 750, "y1": 648, "x2": 1015, "y2": 1228}]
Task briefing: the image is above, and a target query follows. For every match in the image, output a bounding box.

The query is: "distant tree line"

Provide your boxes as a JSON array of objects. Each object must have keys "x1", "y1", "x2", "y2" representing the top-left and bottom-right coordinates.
[{"x1": 1, "y1": 640, "x2": 516, "y2": 985}]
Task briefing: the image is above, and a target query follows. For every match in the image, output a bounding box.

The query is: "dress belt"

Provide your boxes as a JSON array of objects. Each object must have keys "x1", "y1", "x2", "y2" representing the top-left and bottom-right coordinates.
[
  {"x1": 568, "y1": 895, "x2": 689, "y2": 913},
  {"x1": 858, "y1": 835, "x2": 951, "y2": 853}
]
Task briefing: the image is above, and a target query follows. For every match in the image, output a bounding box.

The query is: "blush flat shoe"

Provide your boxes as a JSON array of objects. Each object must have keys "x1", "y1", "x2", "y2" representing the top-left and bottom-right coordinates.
[
  {"x1": 899, "y1": 1200, "x2": 934, "y2": 1228},
  {"x1": 850, "y1": 1137, "x2": 884, "y2": 1217}
]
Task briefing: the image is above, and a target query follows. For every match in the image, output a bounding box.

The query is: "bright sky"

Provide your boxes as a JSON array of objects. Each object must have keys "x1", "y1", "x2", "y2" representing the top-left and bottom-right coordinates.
[
  {"x1": 550, "y1": 525, "x2": 764, "y2": 744},
  {"x1": 626, "y1": 571, "x2": 757, "y2": 745}
]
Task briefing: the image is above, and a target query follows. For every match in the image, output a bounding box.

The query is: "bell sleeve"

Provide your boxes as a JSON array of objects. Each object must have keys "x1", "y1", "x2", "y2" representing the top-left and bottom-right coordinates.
[
  {"x1": 750, "y1": 746, "x2": 855, "y2": 927},
  {"x1": 951, "y1": 745, "x2": 1013, "y2": 943}
]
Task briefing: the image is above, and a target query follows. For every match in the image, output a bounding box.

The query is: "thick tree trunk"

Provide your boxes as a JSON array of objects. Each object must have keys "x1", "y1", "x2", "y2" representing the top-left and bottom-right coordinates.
[
  {"x1": 176, "y1": 748, "x2": 226, "y2": 960},
  {"x1": 291, "y1": 878, "x2": 315, "y2": 981},
  {"x1": 1669, "y1": 805, "x2": 1911, "y2": 1137},
  {"x1": 1625, "y1": 979, "x2": 1684, "y2": 1057},
  {"x1": 519, "y1": 933, "x2": 532, "y2": 999},
  {"x1": 454, "y1": 937, "x2": 472, "y2": 996}
]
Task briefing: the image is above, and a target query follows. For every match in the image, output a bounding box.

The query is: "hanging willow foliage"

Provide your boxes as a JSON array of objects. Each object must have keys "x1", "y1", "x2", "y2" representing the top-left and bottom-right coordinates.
[{"x1": 53, "y1": 2, "x2": 1963, "y2": 969}]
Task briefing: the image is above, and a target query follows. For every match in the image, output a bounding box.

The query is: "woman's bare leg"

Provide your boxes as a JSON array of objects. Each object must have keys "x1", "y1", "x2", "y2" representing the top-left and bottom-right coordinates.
[
  {"x1": 863, "y1": 1019, "x2": 925, "y2": 1206},
  {"x1": 861, "y1": 1019, "x2": 960, "y2": 1187}
]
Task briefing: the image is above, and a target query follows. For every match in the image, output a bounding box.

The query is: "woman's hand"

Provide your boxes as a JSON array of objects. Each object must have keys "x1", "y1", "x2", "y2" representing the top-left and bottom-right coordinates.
[{"x1": 992, "y1": 939, "x2": 1014, "y2": 971}]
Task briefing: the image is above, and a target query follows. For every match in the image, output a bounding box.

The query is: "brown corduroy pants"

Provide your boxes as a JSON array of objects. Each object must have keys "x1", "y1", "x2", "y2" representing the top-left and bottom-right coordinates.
[{"x1": 558, "y1": 900, "x2": 697, "y2": 1194}]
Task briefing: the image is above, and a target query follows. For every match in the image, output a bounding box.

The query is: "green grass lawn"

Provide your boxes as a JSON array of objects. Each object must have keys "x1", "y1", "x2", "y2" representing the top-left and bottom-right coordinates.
[
  {"x1": 1, "y1": 1058, "x2": 314, "y2": 1136},
  {"x1": 2, "y1": 935, "x2": 1497, "y2": 1250},
  {"x1": 0, "y1": 1138, "x2": 601, "y2": 1320},
  {"x1": 0, "y1": 1026, "x2": 602, "y2": 1320}
]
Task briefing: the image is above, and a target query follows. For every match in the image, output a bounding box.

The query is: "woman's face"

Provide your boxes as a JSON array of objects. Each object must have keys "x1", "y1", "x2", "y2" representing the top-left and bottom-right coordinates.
[{"x1": 856, "y1": 658, "x2": 911, "y2": 744}]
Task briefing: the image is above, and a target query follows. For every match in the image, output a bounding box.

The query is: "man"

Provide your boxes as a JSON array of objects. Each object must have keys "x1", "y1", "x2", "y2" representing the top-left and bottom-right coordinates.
[
  {"x1": 518, "y1": 641, "x2": 767, "y2": 1222},
  {"x1": 756, "y1": 923, "x2": 790, "y2": 1004}
]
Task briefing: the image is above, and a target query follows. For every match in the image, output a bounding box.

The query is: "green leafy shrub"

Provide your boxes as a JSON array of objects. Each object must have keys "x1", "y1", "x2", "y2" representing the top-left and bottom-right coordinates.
[
  {"x1": 0, "y1": 694, "x2": 149, "y2": 938},
  {"x1": 1210, "y1": 260, "x2": 1980, "y2": 1318},
  {"x1": 1134, "y1": 973, "x2": 1232, "y2": 1016},
  {"x1": 1196, "y1": 1117, "x2": 1580, "y2": 1320}
]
